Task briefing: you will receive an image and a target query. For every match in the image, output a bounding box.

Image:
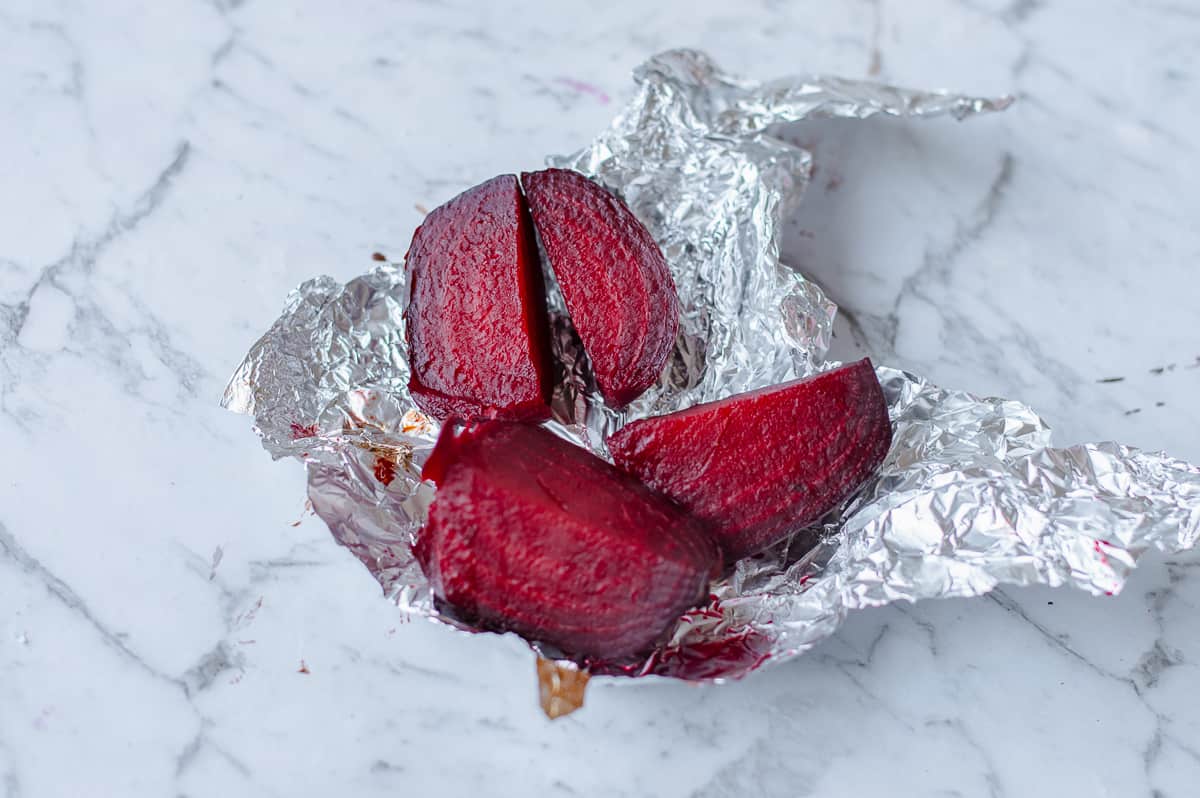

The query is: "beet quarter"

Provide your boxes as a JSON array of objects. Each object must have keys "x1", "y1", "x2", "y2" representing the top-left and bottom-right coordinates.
[
  {"x1": 404, "y1": 175, "x2": 553, "y2": 421},
  {"x1": 607, "y1": 359, "x2": 893, "y2": 560},
  {"x1": 521, "y1": 168, "x2": 679, "y2": 408},
  {"x1": 419, "y1": 421, "x2": 720, "y2": 660}
]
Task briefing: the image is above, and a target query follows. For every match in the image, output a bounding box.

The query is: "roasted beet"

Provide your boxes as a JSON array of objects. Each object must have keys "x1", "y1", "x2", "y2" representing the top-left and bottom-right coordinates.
[
  {"x1": 419, "y1": 421, "x2": 720, "y2": 660},
  {"x1": 607, "y1": 359, "x2": 892, "y2": 560},
  {"x1": 521, "y1": 168, "x2": 679, "y2": 408},
  {"x1": 404, "y1": 175, "x2": 552, "y2": 421}
]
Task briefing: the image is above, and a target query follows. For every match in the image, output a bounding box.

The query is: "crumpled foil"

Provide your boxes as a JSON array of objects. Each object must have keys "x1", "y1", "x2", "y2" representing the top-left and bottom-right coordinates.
[{"x1": 223, "y1": 49, "x2": 1200, "y2": 682}]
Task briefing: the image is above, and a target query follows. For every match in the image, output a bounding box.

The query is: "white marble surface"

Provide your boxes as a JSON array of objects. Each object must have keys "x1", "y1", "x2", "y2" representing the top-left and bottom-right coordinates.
[{"x1": 3, "y1": 1, "x2": 1199, "y2": 795}]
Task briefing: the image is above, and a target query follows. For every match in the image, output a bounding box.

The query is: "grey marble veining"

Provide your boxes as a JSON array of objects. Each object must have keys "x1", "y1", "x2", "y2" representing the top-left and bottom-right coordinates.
[{"x1": 2, "y1": 1, "x2": 1199, "y2": 796}]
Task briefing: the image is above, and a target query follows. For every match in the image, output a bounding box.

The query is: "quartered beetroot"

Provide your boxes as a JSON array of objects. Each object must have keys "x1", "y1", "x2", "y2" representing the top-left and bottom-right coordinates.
[
  {"x1": 418, "y1": 421, "x2": 720, "y2": 660},
  {"x1": 607, "y1": 359, "x2": 893, "y2": 560},
  {"x1": 521, "y1": 168, "x2": 679, "y2": 408},
  {"x1": 404, "y1": 175, "x2": 552, "y2": 421}
]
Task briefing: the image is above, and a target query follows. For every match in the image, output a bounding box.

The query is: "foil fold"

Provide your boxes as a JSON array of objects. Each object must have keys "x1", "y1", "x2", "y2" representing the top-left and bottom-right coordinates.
[{"x1": 223, "y1": 49, "x2": 1200, "y2": 681}]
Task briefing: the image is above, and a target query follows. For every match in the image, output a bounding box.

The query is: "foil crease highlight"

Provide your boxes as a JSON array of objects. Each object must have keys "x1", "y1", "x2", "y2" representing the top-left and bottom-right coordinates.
[{"x1": 222, "y1": 49, "x2": 1200, "y2": 681}]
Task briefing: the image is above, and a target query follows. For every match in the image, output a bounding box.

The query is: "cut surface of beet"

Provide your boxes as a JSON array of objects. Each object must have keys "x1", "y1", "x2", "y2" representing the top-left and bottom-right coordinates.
[
  {"x1": 521, "y1": 168, "x2": 678, "y2": 408},
  {"x1": 404, "y1": 174, "x2": 552, "y2": 421},
  {"x1": 607, "y1": 359, "x2": 893, "y2": 560},
  {"x1": 419, "y1": 421, "x2": 720, "y2": 660}
]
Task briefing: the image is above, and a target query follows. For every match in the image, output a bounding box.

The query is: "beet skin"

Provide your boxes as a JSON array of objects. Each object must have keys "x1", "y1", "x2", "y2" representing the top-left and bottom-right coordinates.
[
  {"x1": 607, "y1": 359, "x2": 893, "y2": 560},
  {"x1": 404, "y1": 175, "x2": 553, "y2": 421},
  {"x1": 419, "y1": 421, "x2": 720, "y2": 660},
  {"x1": 521, "y1": 168, "x2": 679, "y2": 408}
]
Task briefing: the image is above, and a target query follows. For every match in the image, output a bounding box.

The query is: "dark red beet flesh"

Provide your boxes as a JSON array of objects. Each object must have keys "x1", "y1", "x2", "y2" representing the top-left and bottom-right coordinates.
[
  {"x1": 419, "y1": 421, "x2": 720, "y2": 660},
  {"x1": 404, "y1": 175, "x2": 552, "y2": 421},
  {"x1": 607, "y1": 359, "x2": 893, "y2": 561},
  {"x1": 521, "y1": 168, "x2": 679, "y2": 408}
]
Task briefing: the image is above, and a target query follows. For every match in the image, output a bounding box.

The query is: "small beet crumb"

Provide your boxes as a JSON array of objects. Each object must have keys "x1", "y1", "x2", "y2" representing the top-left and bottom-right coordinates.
[
  {"x1": 298, "y1": 660, "x2": 310, "y2": 674},
  {"x1": 372, "y1": 252, "x2": 388, "y2": 262},
  {"x1": 374, "y1": 456, "x2": 397, "y2": 486},
  {"x1": 414, "y1": 202, "x2": 429, "y2": 215}
]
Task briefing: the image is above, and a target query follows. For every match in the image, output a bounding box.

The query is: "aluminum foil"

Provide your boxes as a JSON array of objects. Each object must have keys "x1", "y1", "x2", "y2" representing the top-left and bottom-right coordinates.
[
  {"x1": 546, "y1": 50, "x2": 1011, "y2": 454},
  {"x1": 223, "y1": 49, "x2": 1200, "y2": 683}
]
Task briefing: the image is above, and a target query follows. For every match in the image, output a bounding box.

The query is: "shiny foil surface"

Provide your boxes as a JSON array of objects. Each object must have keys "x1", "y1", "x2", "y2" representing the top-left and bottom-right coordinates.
[{"x1": 223, "y1": 49, "x2": 1200, "y2": 681}]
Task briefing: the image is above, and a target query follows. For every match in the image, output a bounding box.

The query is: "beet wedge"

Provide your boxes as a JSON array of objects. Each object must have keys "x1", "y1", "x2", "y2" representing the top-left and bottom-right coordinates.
[
  {"x1": 521, "y1": 168, "x2": 679, "y2": 408},
  {"x1": 607, "y1": 359, "x2": 893, "y2": 561},
  {"x1": 404, "y1": 175, "x2": 552, "y2": 421},
  {"x1": 418, "y1": 421, "x2": 720, "y2": 660}
]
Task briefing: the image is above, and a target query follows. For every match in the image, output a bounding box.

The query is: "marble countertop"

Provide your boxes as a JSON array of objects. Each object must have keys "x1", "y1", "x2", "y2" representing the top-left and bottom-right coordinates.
[{"x1": 4, "y1": 1, "x2": 1199, "y2": 796}]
